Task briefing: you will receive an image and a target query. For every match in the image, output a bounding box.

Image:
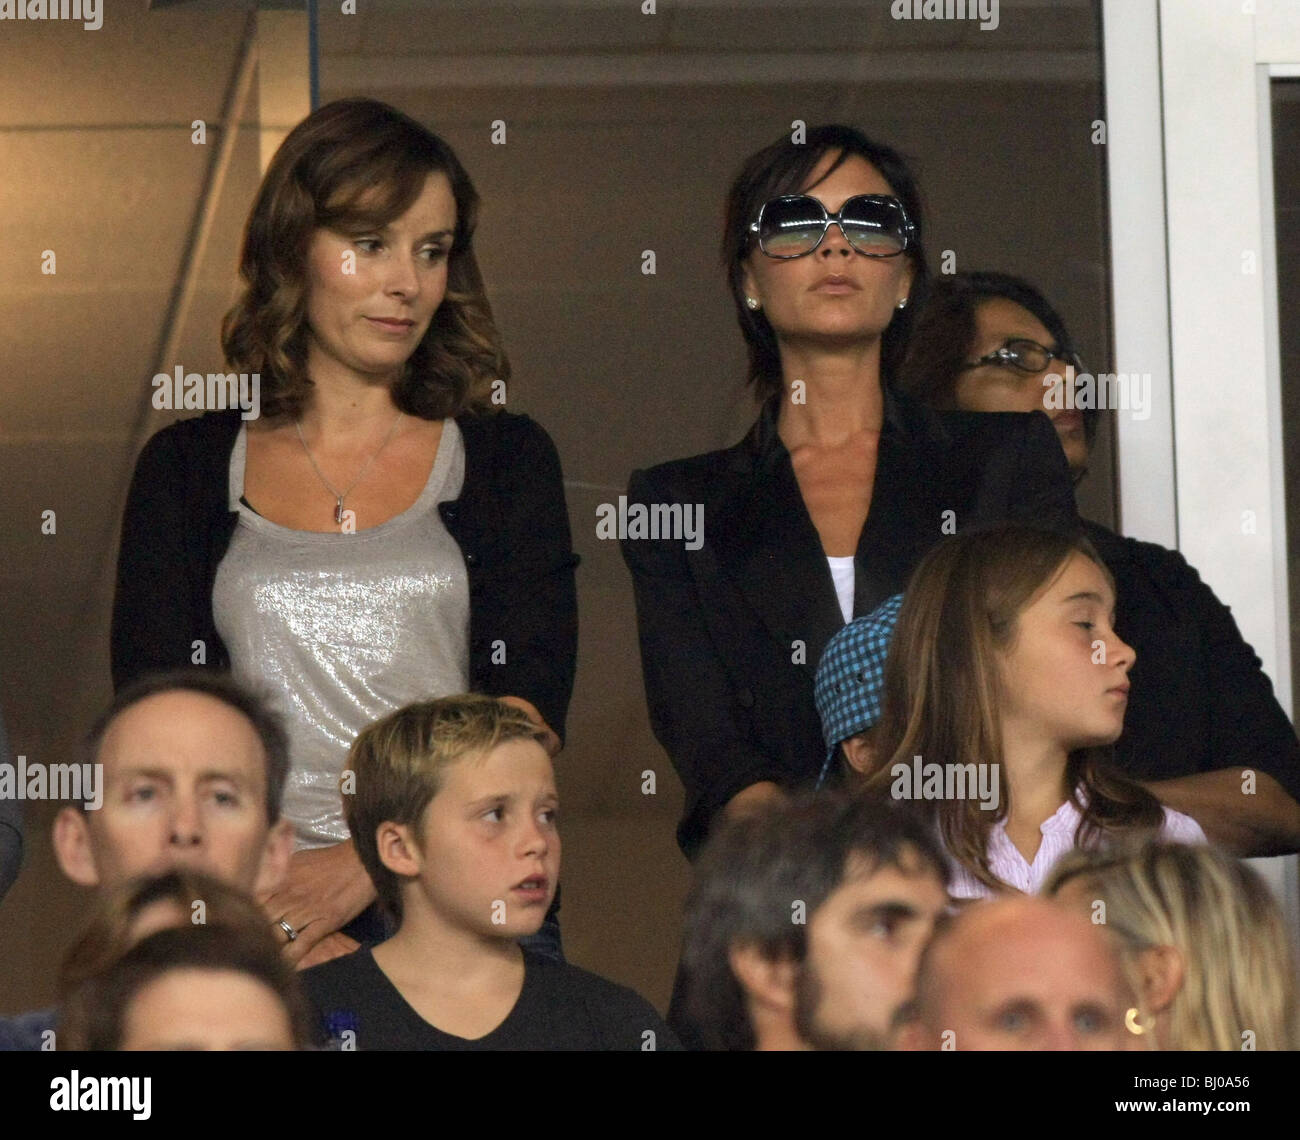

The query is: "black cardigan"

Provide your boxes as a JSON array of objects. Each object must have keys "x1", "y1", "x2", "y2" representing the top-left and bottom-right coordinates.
[
  {"x1": 621, "y1": 388, "x2": 1079, "y2": 858},
  {"x1": 111, "y1": 408, "x2": 579, "y2": 742}
]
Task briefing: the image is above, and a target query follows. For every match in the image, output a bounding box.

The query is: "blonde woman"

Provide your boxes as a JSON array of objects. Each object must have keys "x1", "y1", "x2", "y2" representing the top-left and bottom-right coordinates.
[{"x1": 1045, "y1": 840, "x2": 1300, "y2": 1050}]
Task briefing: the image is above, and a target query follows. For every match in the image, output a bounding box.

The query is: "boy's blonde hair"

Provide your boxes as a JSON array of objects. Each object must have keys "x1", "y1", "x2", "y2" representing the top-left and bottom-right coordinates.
[
  {"x1": 1045, "y1": 840, "x2": 1300, "y2": 1050},
  {"x1": 344, "y1": 695, "x2": 547, "y2": 920}
]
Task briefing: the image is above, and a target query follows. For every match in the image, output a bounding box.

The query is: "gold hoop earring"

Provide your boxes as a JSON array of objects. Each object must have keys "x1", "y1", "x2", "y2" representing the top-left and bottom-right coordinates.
[{"x1": 1125, "y1": 1007, "x2": 1155, "y2": 1036}]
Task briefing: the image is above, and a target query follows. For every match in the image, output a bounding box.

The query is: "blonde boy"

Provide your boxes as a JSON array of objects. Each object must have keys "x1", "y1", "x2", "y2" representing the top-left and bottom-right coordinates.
[{"x1": 301, "y1": 695, "x2": 676, "y2": 1050}]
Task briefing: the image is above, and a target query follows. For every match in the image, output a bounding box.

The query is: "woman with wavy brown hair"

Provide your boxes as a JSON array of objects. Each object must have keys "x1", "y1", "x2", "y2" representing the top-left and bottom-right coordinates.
[{"x1": 111, "y1": 98, "x2": 577, "y2": 967}]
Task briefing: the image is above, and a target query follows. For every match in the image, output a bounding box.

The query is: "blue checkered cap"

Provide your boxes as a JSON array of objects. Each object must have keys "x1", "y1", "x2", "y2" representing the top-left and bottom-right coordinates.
[{"x1": 814, "y1": 593, "x2": 905, "y2": 771}]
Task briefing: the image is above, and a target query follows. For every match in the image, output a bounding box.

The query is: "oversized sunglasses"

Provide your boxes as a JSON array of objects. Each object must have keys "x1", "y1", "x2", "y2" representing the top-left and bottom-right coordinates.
[
  {"x1": 963, "y1": 338, "x2": 1086, "y2": 376},
  {"x1": 749, "y1": 194, "x2": 915, "y2": 259}
]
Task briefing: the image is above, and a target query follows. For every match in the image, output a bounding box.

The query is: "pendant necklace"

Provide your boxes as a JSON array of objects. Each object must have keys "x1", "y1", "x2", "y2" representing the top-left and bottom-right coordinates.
[{"x1": 295, "y1": 410, "x2": 405, "y2": 524}]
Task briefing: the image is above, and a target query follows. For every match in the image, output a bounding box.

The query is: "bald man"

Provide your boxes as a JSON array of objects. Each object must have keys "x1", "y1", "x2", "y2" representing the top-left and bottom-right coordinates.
[{"x1": 898, "y1": 896, "x2": 1139, "y2": 1051}]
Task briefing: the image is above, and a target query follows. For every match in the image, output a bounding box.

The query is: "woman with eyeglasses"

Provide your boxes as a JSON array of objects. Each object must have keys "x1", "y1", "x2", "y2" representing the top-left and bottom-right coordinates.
[
  {"x1": 619, "y1": 126, "x2": 1078, "y2": 863},
  {"x1": 897, "y1": 270, "x2": 1300, "y2": 856},
  {"x1": 111, "y1": 99, "x2": 578, "y2": 966}
]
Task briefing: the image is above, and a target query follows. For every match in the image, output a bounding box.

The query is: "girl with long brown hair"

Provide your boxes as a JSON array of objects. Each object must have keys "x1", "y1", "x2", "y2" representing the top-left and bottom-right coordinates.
[{"x1": 868, "y1": 523, "x2": 1205, "y2": 898}]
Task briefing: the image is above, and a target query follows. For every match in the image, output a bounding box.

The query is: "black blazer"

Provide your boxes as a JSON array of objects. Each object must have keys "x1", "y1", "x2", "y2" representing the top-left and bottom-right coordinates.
[
  {"x1": 111, "y1": 408, "x2": 579, "y2": 742},
  {"x1": 621, "y1": 387, "x2": 1078, "y2": 858},
  {"x1": 1085, "y1": 521, "x2": 1300, "y2": 799}
]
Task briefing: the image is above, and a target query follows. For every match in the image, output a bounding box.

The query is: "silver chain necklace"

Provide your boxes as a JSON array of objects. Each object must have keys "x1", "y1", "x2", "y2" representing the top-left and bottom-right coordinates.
[{"x1": 294, "y1": 410, "x2": 405, "y2": 524}]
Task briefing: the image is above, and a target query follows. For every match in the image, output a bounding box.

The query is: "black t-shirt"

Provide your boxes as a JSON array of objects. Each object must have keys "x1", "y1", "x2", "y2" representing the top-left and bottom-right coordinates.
[{"x1": 301, "y1": 947, "x2": 680, "y2": 1051}]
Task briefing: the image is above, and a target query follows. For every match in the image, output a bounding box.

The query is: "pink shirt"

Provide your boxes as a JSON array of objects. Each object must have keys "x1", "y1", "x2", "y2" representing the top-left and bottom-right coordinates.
[{"x1": 945, "y1": 791, "x2": 1208, "y2": 900}]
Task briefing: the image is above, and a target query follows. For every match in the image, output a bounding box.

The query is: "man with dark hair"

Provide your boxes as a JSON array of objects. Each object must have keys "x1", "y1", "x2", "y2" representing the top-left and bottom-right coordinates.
[
  {"x1": 898, "y1": 271, "x2": 1300, "y2": 856},
  {"x1": 679, "y1": 792, "x2": 948, "y2": 1050},
  {"x1": 1, "y1": 669, "x2": 294, "y2": 1051},
  {"x1": 52, "y1": 669, "x2": 293, "y2": 894}
]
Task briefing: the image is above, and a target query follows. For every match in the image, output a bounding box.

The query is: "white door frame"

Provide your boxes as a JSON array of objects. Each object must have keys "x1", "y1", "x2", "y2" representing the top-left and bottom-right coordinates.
[{"x1": 1104, "y1": 0, "x2": 1299, "y2": 926}]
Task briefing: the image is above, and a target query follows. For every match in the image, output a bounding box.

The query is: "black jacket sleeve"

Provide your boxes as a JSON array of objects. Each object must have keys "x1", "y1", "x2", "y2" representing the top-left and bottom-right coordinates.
[
  {"x1": 1140, "y1": 542, "x2": 1300, "y2": 800},
  {"x1": 460, "y1": 415, "x2": 579, "y2": 744},
  {"x1": 110, "y1": 426, "x2": 206, "y2": 689},
  {"x1": 621, "y1": 466, "x2": 789, "y2": 852}
]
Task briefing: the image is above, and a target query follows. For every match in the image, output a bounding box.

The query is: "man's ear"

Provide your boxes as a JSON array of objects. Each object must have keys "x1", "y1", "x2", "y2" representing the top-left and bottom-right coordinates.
[
  {"x1": 728, "y1": 943, "x2": 797, "y2": 1013},
  {"x1": 52, "y1": 806, "x2": 100, "y2": 887},
  {"x1": 1136, "y1": 945, "x2": 1185, "y2": 1014},
  {"x1": 375, "y1": 821, "x2": 422, "y2": 880},
  {"x1": 841, "y1": 733, "x2": 877, "y2": 776},
  {"x1": 253, "y1": 818, "x2": 296, "y2": 897}
]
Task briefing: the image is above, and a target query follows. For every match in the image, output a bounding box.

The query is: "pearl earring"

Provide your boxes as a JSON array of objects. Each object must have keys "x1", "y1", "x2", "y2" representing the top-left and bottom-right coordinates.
[
  {"x1": 745, "y1": 297, "x2": 760, "y2": 311},
  {"x1": 896, "y1": 297, "x2": 908, "y2": 310}
]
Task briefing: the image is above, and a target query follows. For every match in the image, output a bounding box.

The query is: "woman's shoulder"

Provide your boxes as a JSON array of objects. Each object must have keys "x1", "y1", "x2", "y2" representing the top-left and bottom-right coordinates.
[
  {"x1": 637, "y1": 445, "x2": 743, "y2": 489},
  {"x1": 140, "y1": 408, "x2": 245, "y2": 457},
  {"x1": 454, "y1": 406, "x2": 558, "y2": 454},
  {"x1": 627, "y1": 415, "x2": 761, "y2": 502},
  {"x1": 130, "y1": 410, "x2": 245, "y2": 486}
]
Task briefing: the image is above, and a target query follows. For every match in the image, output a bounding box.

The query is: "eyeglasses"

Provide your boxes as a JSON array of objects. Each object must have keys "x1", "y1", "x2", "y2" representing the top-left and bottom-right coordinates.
[
  {"x1": 962, "y1": 338, "x2": 1085, "y2": 376},
  {"x1": 749, "y1": 194, "x2": 915, "y2": 259}
]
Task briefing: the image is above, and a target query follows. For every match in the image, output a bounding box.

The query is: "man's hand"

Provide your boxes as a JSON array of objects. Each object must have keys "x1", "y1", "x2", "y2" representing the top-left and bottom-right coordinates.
[
  {"x1": 260, "y1": 840, "x2": 376, "y2": 965},
  {"x1": 498, "y1": 694, "x2": 562, "y2": 757}
]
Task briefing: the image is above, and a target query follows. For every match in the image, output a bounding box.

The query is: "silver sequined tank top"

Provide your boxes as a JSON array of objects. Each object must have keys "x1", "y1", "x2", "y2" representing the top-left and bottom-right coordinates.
[{"x1": 213, "y1": 419, "x2": 470, "y2": 849}]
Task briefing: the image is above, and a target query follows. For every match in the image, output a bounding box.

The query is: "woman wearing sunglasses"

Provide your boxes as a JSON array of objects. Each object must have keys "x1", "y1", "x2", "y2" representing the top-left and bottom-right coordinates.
[
  {"x1": 897, "y1": 270, "x2": 1300, "y2": 857},
  {"x1": 111, "y1": 98, "x2": 578, "y2": 966},
  {"x1": 620, "y1": 126, "x2": 1078, "y2": 862}
]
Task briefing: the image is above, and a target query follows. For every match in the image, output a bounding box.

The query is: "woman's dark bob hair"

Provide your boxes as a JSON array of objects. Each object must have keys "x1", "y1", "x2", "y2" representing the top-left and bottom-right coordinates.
[
  {"x1": 222, "y1": 97, "x2": 508, "y2": 421},
  {"x1": 722, "y1": 124, "x2": 929, "y2": 400}
]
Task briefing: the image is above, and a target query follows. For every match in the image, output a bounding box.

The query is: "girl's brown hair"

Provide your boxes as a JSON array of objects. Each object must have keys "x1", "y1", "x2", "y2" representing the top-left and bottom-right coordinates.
[
  {"x1": 222, "y1": 97, "x2": 508, "y2": 421},
  {"x1": 868, "y1": 523, "x2": 1163, "y2": 894}
]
